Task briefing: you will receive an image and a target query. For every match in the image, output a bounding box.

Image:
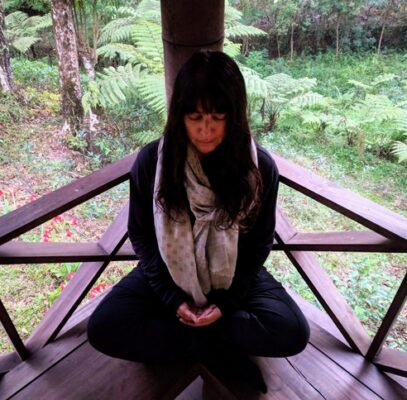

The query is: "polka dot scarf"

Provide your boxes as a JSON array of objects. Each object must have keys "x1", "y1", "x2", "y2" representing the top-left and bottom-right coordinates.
[{"x1": 153, "y1": 138, "x2": 258, "y2": 307}]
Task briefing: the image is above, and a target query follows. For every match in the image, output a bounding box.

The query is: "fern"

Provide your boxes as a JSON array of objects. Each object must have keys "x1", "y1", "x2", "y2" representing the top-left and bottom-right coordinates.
[
  {"x1": 226, "y1": 24, "x2": 266, "y2": 39},
  {"x1": 92, "y1": 63, "x2": 146, "y2": 108},
  {"x1": 288, "y1": 92, "x2": 327, "y2": 108},
  {"x1": 5, "y1": 11, "x2": 52, "y2": 54},
  {"x1": 131, "y1": 20, "x2": 163, "y2": 71},
  {"x1": 351, "y1": 95, "x2": 406, "y2": 124},
  {"x1": 135, "y1": 130, "x2": 161, "y2": 146},
  {"x1": 223, "y1": 39, "x2": 241, "y2": 58},
  {"x1": 392, "y1": 116, "x2": 407, "y2": 162},
  {"x1": 135, "y1": 0, "x2": 161, "y2": 23},
  {"x1": 392, "y1": 141, "x2": 407, "y2": 163},
  {"x1": 97, "y1": 43, "x2": 142, "y2": 64},
  {"x1": 224, "y1": 0, "x2": 266, "y2": 39},
  {"x1": 99, "y1": 17, "x2": 137, "y2": 45},
  {"x1": 239, "y1": 66, "x2": 271, "y2": 98},
  {"x1": 137, "y1": 75, "x2": 167, "y2": 116}
]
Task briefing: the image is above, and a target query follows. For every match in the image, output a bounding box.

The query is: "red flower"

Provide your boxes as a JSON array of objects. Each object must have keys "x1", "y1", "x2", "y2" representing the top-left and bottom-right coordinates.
[
  {"x1": 54, "y1": 215, "x2": 63, "y2": 223},
  {"x1": 89, "y1": 283, "x2": 112, "y2": 299},
  {"x1": 67, "y1": 272, "x2": 76, "y2": 280},
  {"x1": 60, "y1": 281, "x2": 67, "y2": 291},
  {"x1": 71, "y1": 216, "x2": 78, "y2": 226},
  {"x1": 0, "y1": 190, "x2": 4, "y2": 197},
  {"x1": 29, "y1": 194, "x2": 37, "y2": 202},
  {"x1": 65, "y1": 229, "x2": 72, "y2": 238}
]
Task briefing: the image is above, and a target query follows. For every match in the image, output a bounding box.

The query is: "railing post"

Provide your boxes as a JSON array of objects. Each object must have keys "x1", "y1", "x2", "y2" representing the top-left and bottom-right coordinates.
[
  {"x1": 160, "y1": 0, "x2": 225, "y2": 105},
  {"x1": 0, "y1": 299, "x2": 29, "y2": 360}
]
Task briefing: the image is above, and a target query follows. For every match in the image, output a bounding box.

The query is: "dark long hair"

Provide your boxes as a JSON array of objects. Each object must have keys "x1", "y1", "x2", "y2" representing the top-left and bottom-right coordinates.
[{"x1": 157, "y1": 50, "x2": 262, "y2": 229}]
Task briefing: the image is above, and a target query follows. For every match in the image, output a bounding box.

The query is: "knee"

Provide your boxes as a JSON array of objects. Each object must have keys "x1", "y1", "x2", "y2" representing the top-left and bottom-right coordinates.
[
  {"x1": 87, "y1": 310, "x2": 108, "y2": 353},
  {"x1": 286, "y1": 315, "x2": 310, "y2": 356}
]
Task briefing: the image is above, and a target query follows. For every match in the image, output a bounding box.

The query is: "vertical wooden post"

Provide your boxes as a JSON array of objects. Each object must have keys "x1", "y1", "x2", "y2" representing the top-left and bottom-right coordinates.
[{"x1": 160, "y1": 0, "x2": 225, "y2": 105}]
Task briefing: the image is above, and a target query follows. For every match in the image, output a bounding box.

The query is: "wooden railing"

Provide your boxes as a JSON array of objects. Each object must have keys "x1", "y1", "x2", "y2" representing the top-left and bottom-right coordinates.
[{"x1": 0, "y1": 150, "x2": 406, "y2": 378}]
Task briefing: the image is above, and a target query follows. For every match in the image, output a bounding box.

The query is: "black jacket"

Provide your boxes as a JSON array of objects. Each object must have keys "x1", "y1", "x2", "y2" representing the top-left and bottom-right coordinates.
[{"x1": 128, "y1": 139, "x2": 279, "y2": 315}]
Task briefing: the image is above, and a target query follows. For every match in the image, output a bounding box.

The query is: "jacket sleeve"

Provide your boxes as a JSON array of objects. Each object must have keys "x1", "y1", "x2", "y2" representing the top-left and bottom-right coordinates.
[
  {"x1": 207, "y1": 151, "x2": 279, "y2": 315},
  {"x1": 127, "y1": 146, "x2": 189, "y2": 313}
]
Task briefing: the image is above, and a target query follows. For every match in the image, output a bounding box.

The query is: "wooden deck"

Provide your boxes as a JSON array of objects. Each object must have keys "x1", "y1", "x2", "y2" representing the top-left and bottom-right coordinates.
[{"x1": 1, "y1": 290, "x2": 406, "y2": 400}]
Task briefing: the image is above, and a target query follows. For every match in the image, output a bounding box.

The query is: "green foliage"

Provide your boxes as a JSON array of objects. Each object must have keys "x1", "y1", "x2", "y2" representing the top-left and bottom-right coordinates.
[
  {"x1": 5, "y1": 11, "x2": 52, "y2": 54},
  {"x1": 136, "y1": 75, "x2": 166, "y2": 116},
  {"x1": 0, "y1": 92, "x2": 24, "y2": 123},
  {"x1": 225, "y1": 0, "x2": 267, "y2": 39},
  {"x1": 5, "y1": 0, "x2": 50, "y2": 13},
  {"x1": 11, "y1": 58, "x2": 59, "y2": 88},
  {"x1": 82, "y1": 63, "x2": 146, "y2": 111}
]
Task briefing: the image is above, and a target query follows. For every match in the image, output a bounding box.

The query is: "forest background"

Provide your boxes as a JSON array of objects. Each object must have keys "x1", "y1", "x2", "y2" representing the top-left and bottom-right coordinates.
[{"x1": 0, "y1": 0, "x2": 406, "y2": 354}]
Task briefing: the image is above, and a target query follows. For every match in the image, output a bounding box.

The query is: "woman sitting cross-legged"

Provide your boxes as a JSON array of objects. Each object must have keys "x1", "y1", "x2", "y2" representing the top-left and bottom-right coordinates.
[{"x1": 87, "y1": 50, "x2": 310, "y2": 394}]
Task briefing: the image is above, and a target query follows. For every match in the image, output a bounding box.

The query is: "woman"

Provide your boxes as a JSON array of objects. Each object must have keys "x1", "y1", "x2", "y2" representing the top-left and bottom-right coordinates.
[{"x1": 87, "y1": 51, "x2": 310, "y2": 394}]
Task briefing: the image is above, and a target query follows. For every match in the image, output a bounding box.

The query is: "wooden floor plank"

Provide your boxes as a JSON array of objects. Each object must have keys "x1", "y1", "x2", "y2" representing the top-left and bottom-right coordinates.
[
  {"x1": 2, "y1": 290, "x2": 406, "y2": 400},
  {"x1": 0, "y1": 322, "x2": 87, "y2": 400},
  {"x1": 285, "y1": 344, "x2": 382, "y2": 400},
  {"x1": 10, "y1": 342, "x2": 198, "y2": 400},
  {"x1": 290, "y1": 290, "x2": 407, "y2": 399}
]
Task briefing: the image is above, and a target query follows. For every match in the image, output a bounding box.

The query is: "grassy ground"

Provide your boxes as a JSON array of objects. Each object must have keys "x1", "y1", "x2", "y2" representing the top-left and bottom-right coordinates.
[{"x1": 0, "y1": 52, "x2": 406, "y2": 353}]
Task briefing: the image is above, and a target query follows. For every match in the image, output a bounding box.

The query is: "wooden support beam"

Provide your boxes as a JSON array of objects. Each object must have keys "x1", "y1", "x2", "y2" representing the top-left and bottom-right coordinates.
[
  {"x1": 0, "y1": 153, "x2": 136, "y2": 246},
  {"x1": 26, "y1": 204, "x2": 129, "y2": 352},
  {"x1": 276, "y1": 208, "x2": 371, "y2": 355},
  {"x1": 0, "y1": 299, "x2": 29, "y2": 361},
  {"x1": 273, "y1": 152, "x2": 407, "y2": 242},
  {"x1": 284, "y1": 231, "x2": 407, "y2": 253},
  {"x1": 1, "y1": 230, "x2": 405, "y2": 265},
  {"x1": 161, "y1": 0, "x2": 224, "y2": 104},
  {"x1": 0, "y1": 242, "x2": 137, "y2": 264},
  {"x1": 374, "y1": 347, "x2": 407, "y2": 377},
  {"x1": 367, "y1": 272, "x2": 407, "y2": 361}
]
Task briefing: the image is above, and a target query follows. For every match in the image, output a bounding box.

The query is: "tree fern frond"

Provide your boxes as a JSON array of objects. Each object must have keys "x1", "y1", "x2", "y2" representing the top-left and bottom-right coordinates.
[
  {"x1": 114, "y1": 6, "x2": 139, "y2": 17},
  {"x1": 288, "y1": 92, "x2": 327, "y2": 108},
  {"x1": 5, "y1": 11, "x2": 27, "y2": 29},
  {"x1": 135, "y1": 130, "x2": 161, "y2": 145},
  {"x1": 395, "y1": 115, "x2": 407, "y2": 133},
  {"x1": 392, "y1": 141, "x2": 407, "y2": 163},
  {"x1": 348, "y1": 79, "x2": 372, "y2": 91},
  {"x1": 225, "y1": 23, "x2": 266, "y2": 39},
  {"x1": 239, "y1": 66, "x2": 271, "y2": 98},
  {"x1": 224, "y1": 1, "x2": 243, "y2": 26},
  {"x1": 12, "y1": 36, "x2": 39, "y2": 53},
  {"x1": 352, "y1": 95, "x2": 406, "y2": 123},
  {"x1": 137, "y1": 75, "x2": 167, "y2": 116},
  {"x1": 132, "y1": 20, "x2": 163, "y2": 71},
  {"x1": 136, "y1": 0, "x2": 161, "y2": 23},
  {"x1": 265, "y1": 73, "x2": 317, "y2": 97},
  {"x1": 97, "y1": 43, "x2": 142, "y2": 64},
  {"x1": 224, "y1": 39, "x2": 241, "y2": 58},
  {"x1": 371, "y1": 73, "x2": 397, "y2": 86},
  {"x1": 99, "y1": 17, "x2": 137, "y2": 45},
  {"x1": 23, "y1": 13, "x2": 52, "y2": 32},
  {"x1": 94, "y1": 63, "x2": 146, "y2": 108}
]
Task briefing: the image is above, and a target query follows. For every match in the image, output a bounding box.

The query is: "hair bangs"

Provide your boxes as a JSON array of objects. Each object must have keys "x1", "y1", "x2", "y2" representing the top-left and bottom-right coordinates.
[{"x1": 180, "y1": 77, "x2": 231, "y2": 115}]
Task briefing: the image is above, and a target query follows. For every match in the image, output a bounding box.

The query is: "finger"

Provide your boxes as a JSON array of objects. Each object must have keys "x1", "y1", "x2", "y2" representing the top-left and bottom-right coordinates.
[
  {"x1": 179, "y1": 318, "x2": 199, "y2": 327},
  {"x1": 178, "y1": 309, "x2": 198, "y2": 323}
]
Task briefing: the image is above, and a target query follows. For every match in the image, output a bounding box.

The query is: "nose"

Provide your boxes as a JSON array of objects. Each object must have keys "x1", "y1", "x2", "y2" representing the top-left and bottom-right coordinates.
[{"x1": 199, "y1": 115, "x2": 213, "y2": 134}]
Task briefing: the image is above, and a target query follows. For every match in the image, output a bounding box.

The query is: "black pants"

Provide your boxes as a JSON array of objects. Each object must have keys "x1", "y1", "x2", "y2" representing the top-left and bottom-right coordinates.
[{"x1": 87, "y1": 266, "x2": 310, "y2": 363}]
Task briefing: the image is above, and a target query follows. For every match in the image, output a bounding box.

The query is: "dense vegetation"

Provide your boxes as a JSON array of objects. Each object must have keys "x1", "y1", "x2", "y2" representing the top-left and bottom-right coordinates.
[{"x1": 0, "y1": 0, "x2": 406, "y2": 353}]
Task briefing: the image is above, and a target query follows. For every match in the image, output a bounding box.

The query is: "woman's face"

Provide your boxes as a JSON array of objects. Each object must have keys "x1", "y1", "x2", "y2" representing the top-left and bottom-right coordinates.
[{"x1": 184, "y1": 103, "x2": 227, "y2": 157}]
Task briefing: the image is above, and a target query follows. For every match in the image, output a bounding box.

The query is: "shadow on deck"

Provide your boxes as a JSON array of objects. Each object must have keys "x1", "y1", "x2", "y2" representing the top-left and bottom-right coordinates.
[{"x1": 1, "y1": 289, "x2": 406, "y2": 400}]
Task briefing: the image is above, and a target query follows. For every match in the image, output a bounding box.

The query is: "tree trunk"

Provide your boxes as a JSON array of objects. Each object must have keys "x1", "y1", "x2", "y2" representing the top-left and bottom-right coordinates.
[
  {"x1": 335, "y1": 20, "x2": 340, "y2": 57},
  {"x1": 51, "y1": 0, "x2": 83, "y2": 135},
  {"x1": 290, "y1": 23, "x2": 294, "y2": 62},
  {"x1": 377, "y1": 23, "x2": 385, "y2": 54},
  {"x1": 0, "y1": 0, "x2": 12, "y2": 93},
  {"x1": 74, "y1": 0, "x2": 100, "y2": 151}
]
